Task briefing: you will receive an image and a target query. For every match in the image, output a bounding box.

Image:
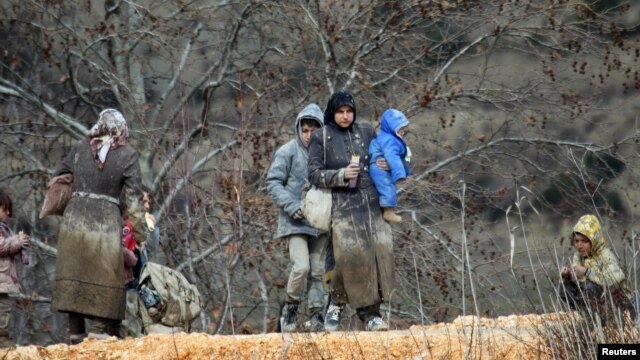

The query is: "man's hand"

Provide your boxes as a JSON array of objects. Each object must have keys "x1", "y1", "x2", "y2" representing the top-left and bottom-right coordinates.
[
  {"x1": 344, "y1": 162, "x2": 360, "y2": 180},
  {"x1": 292, "y1": 209, "x2": 304, "y2": 220}
]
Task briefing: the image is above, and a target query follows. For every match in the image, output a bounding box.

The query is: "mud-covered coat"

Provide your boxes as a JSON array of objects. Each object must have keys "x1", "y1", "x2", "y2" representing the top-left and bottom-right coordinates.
[
  {"x1": 52, "y1": 140, "x2": 145, "y2": 320},
  {"x1": 266, "y1": 104, "x2": 324, "y2": 239},
  {"x1": 308, "y1": 118, "x2": 394, "y2": 309}
]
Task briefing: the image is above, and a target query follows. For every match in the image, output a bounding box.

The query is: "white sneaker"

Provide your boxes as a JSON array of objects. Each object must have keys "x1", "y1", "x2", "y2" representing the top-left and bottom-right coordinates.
[
  {"x1": 86, "y1": 332, "x2": 116, "y2": 340},
  {"x1": 324, "y1": 303, "x2": 343, "y2": 331},
  {"x1": 366, "y1": 316, "x2": 388, "y2": 331}
]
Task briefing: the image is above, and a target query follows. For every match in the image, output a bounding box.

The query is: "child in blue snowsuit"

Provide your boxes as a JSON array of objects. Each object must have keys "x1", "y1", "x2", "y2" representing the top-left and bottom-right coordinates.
[{"x1": 369, "y1": 109, "x2": 411, "y2": 223}]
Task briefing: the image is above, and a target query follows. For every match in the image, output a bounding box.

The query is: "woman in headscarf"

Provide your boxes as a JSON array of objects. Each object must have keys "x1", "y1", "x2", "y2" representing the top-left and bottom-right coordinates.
[
  {"x1": 558, "y1": 214, "x2": 636, "y2": 323},
  {"x1": 51, "y1": 109, "x2": 145, "y2": 342},
  {"x1": 308, "y1": 91, "x2": 394, "y2": 331}
]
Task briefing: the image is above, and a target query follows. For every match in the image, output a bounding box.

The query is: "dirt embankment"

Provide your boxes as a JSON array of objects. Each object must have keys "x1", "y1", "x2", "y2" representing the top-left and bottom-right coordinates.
[{"x1": 0, "y1": 313, "x2": 570, "y2": 359}]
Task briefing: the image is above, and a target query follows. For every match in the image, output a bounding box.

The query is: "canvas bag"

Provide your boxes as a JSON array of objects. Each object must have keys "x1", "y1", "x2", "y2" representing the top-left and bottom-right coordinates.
[
  {"x1": 136, "y1": 262, "x2": 202, "y2": 334},
  {"x1": 39, "y1": 174, "x2": 73, "y2": 219},
  {"x1": 301, "y1": 127, "x2": 332, "y2": 232}
]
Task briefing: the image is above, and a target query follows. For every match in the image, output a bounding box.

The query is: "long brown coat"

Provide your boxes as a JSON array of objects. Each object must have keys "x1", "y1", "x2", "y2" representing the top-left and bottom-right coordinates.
[
  {"x1": 52, "y1": 140, "x2": 144, "y2": 320},
  {"x1": 308, "y1": 121, "x2": 394, "y2": 309}
]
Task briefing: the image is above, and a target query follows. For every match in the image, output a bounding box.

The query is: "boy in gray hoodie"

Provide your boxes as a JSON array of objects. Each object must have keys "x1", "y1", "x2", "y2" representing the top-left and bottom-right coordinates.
[{"x1": 266, "y1": 103, "x2": 328, "y2": 332}]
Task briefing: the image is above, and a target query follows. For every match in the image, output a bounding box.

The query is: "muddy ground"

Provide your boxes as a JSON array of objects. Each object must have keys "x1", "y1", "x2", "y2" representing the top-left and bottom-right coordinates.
[{"x1": 0, "y1": 313, "x2": 577, "y2": 359}]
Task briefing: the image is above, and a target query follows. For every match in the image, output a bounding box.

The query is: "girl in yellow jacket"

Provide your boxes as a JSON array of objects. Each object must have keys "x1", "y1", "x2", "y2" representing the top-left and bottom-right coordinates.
[{"x1": 559, "y1": 214, "x2": 635, "y2": 322}]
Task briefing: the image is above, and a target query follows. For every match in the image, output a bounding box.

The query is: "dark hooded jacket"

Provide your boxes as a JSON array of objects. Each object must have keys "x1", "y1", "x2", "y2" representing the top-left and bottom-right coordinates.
[
  {"x1": 266, "y1": 103, "x2": 324, "y2": 239},
  {"x1": 308, "y1": 92, "x2": 394, "y2": 309}
]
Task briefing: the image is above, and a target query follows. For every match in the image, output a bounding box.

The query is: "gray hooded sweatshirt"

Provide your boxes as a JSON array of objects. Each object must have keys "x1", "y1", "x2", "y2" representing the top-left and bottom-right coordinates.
[{"x1": 266, "y1": 103, "x2": 324, "y2": 239}]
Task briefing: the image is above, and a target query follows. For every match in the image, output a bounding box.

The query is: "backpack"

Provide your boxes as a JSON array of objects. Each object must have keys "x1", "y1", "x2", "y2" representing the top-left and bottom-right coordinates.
[{"x1": 136, "y1": 262, "x2": 202, "y2": 334}]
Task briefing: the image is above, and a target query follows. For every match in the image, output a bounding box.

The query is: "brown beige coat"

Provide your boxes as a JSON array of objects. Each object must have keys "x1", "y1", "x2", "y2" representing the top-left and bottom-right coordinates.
[{"x1": 52, "y1": 140, "x2": 144, "y2": 320}]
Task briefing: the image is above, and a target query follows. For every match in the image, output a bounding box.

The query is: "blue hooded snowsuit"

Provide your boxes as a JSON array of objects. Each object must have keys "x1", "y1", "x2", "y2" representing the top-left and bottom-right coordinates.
[{"x1": 369, "y1": 109, "x2": 411, "y2": 208}]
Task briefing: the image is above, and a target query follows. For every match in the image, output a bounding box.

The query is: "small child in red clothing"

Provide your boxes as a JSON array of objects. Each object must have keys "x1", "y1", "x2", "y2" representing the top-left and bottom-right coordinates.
[{"x1": 122, "y1": 217, "x2": 139, "y2": 289}]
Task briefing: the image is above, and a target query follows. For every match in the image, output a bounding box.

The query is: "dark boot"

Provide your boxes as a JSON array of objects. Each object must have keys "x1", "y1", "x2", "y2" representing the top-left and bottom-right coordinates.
[
  {"x1": 86, "y1": 316, "x2": 119, "y2": 340},
  {"x1": 0, "y1": 326, "x2": 14, "y2": 348},
  {"x1": 280, "y1": 302, "x2": 299, "y2": 332},
  {"x1": 68, "y1": 312, "x2": 86, "y2": 345}
]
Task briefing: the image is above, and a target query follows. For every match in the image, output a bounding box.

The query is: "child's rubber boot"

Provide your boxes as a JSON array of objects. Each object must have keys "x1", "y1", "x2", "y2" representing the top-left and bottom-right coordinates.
[{"x1": 383, "y1": 207, "x2": 402, "y2": 223}]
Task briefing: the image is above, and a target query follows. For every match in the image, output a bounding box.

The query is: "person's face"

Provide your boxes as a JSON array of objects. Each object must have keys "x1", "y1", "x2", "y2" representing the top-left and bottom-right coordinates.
[
  {"x1": 299, "y1": 123, "x2": 319, "y2": 147},
  {"x1": 573, "y1": 233, "x2": 592, "y2": 257},
  {"x1": 143, "y1": 192, "x2": 151, "y2": 211},
  {"x1": 396, "y1": 127, "x2": 406, "y2": 138},
  {"x1": 334, "y1": 105, "x2": 354, "y2": 128},
  {"x1": 0, "y1": 206, "x2": 9, "y2": 221}
]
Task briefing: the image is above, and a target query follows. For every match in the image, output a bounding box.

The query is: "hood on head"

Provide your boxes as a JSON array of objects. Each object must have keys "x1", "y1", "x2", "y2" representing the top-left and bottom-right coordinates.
[
  {"x1": 295, "y1": 103, "x2": 323, "y2": 145},
  {"x1": 323, "y1": 91, "x2": 356, "y2": 126},
  {"x1": 296, "y1": 103, "x2": 323, "y2": 130},
  {"x1": 572, "y1": 214, "x2": 605, "y2": 253},
  {"x1": 380, "y1": 108, "x2": 409, "y2": 135}
]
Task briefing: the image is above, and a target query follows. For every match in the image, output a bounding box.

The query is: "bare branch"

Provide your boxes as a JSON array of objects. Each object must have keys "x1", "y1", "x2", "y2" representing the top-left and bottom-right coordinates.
[
  {"x1": 157, "y1": 140, "x2": 237, "y2": 220},
  {"x1": 0, "y1": 80, "x2": 87, "y2": 139}
]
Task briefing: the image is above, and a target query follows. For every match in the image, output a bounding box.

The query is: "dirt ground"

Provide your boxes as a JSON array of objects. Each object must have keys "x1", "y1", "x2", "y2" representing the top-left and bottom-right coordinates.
[{"x1": 0, "y1": 313, "x2": 570, "y2": 359}]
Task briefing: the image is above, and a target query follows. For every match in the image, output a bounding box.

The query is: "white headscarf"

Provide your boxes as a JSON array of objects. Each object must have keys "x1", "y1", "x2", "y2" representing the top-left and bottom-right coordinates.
[{"x1": 88, "y1": 109, "x2": 129, "y2": 167}]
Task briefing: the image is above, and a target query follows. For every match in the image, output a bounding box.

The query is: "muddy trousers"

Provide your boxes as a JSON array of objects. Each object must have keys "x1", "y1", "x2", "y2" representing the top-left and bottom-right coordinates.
[
  {"x1": 285, "y1": 233, "x2": 328, "y2": 313},
  {"x1": 0, "y1": 295, "x2": 14, "y2": 347},
  {"x1": 68, "y1": 312, "x2": 121, "y2": 338}
]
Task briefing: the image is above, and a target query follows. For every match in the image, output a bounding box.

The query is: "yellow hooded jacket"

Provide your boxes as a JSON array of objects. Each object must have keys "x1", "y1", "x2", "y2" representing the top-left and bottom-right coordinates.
[{"x1": 570, "y1": 215, "x2": 632, "y2": 300}]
